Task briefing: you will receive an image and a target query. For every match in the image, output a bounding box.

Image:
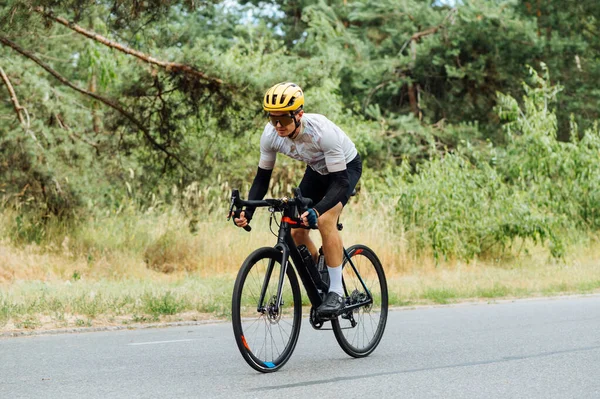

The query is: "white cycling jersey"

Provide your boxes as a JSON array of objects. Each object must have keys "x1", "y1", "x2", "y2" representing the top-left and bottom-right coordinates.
[{"x1": 258, "y1": 113, "x2": 358, "y2": 175}]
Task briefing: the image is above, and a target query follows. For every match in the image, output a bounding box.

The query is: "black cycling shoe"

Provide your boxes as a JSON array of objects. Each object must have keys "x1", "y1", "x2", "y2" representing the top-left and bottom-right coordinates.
[{"x1": 317, "y1": 292, "x2": 344, "y2": 316}]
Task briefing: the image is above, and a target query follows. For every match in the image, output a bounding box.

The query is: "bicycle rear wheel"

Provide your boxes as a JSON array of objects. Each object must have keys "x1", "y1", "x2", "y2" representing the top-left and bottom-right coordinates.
[
  {"x1": 332, "y1": 244, "x2": 388, "y2": 357},
  {"x1": 231, "y1": 247, "x2": 302, "y2": 372}
]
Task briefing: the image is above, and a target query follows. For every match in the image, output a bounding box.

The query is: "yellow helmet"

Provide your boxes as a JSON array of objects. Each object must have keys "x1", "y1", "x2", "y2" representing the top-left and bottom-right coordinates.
[{"x1": 263, "y1": 82, "x2": 304, "y2": 113}]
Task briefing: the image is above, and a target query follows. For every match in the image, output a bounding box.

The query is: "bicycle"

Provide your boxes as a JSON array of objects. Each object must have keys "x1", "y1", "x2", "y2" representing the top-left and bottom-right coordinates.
[{"x1": 228, "y1": 187, "x2": 388, "y2": 373}]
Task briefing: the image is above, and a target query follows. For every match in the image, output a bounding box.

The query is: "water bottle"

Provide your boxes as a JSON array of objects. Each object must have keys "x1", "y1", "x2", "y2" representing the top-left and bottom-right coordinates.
[
  {"x1": 298, "y1": 245, "x2": 315, "y2": 269},
  {"x1": 298, "y1": 245, "x2": 328, "y2": 292}
]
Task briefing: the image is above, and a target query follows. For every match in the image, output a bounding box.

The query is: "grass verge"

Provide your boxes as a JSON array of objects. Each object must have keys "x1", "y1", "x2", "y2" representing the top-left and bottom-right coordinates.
[
  {"x1": 2, "y1": 202, "x2": 600, "y2": 333},
  {"x1": 2, "y1": 259, "x2": 600, "y2": 332}
]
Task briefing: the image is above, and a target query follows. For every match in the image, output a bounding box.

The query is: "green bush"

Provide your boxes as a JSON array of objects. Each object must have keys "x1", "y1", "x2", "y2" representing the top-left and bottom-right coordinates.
[
  {"x1": 497, "y1": 65, "x2": 600, "y2": 229},
  {"x1": 391, "y1": 151, "x2": 563, "y2": 261},
  {"x1": 378, "y1": 66, "x2": 600, "y2": 262}
]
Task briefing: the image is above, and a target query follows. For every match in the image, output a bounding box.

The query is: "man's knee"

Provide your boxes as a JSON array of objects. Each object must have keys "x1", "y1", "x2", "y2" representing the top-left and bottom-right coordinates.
[
  {"x1": 291, "y1": 228, "x2": 309, "y2": 242},
  {"x1": 317, "y1": 203, "x2": 343, "y2": 232},
  {"x1": 318, "y1": 203, "x2": 343, "y2": 224}
]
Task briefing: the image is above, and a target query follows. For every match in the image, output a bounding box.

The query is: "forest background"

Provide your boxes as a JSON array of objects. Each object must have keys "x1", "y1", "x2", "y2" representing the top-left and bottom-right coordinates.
[{"x1": 1, "y1": 0, "x2": 600, "y2": 330}]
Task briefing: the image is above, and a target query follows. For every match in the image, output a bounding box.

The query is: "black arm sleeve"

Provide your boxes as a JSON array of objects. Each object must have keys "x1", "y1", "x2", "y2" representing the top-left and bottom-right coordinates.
[
  {"x1": 244, "y1": 167, "x2": 272, "y2": 221},
  {"x1": 313, "y1": 169, "x2": 349, "y2": 217}
]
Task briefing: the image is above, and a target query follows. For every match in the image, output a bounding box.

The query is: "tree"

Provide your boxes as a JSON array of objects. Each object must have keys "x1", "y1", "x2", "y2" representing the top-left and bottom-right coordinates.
[{"x1": 0, "y1": 1, "x2": 264, "y2": 214}]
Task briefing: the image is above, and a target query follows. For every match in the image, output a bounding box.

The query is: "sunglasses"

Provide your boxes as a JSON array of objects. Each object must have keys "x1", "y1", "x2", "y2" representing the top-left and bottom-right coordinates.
[{"x1": 268, "y1": 114, "x2": 296, "y2": 127}]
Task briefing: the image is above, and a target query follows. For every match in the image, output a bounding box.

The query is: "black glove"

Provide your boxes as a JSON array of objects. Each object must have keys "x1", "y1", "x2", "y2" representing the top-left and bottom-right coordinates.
[{"x1": 305, "y1": 208, "x2": 318, "y2": 229}]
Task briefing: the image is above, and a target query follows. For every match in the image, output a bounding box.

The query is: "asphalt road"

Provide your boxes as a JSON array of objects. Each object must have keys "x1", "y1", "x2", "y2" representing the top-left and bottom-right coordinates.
[{"x1": 2, "y1": 295, "x2": 600, "y2": 399}]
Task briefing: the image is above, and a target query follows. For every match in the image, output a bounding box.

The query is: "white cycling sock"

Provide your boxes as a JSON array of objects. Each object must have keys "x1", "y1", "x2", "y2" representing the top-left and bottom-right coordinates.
[{"x1": 327, "y1": 264, "x2": 344, "y2": 296}]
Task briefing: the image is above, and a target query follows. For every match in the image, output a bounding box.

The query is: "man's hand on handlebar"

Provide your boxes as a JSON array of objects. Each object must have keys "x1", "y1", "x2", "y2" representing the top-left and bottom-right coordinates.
[
  {"x1": 230, "y1": 210, "x2": 250, "y2": 228},
  {"x1": 300, "y1": 208, "x2": 319, "y2": 229}
]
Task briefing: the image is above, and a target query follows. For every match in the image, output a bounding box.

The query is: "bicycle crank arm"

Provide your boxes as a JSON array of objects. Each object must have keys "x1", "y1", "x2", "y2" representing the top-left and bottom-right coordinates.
[{"x1": 342, "y1": 298, "x2": 373, "y2": 313}]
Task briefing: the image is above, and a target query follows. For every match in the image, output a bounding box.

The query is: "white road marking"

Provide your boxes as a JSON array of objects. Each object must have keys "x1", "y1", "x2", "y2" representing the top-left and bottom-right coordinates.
[{"x1": 127, "y1": 339, "x2": 198, "y2": 346}]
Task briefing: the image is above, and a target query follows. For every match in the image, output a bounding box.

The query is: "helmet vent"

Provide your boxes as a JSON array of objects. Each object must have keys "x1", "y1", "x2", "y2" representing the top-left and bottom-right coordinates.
[{"x1": 263, "y1": 82, "x2": 304, "y2": 111}]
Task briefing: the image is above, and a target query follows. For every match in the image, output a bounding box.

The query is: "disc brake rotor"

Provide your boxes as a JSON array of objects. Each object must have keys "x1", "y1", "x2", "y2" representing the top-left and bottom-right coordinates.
[{"x1": 266, "y1": 295, "x2": 282, "y2": 324}]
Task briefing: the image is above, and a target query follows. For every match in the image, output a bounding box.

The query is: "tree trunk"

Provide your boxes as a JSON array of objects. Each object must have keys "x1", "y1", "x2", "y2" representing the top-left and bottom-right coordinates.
[{"x1": 88, "y1": 73, "x2": 102, "y2": 134}]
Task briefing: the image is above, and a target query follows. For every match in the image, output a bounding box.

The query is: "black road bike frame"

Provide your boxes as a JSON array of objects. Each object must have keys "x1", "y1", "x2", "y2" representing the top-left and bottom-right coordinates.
[{"x1": 229, "y1": 188, "x2": 373, "y2": 317}]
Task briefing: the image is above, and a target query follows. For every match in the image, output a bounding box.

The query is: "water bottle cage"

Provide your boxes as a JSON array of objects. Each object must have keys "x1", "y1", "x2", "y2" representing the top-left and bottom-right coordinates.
[
  {"x1": 316, "y1": 252, "x2": 329, "y2": 289},
  {"x1": 298, "y1": 245, "x2": 329, "y2": 292}
]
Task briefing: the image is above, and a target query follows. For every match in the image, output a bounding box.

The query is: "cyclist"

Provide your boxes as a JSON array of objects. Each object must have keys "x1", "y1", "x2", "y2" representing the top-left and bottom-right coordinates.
[{"x1": 232, "y1": 82, "x2": 362, "y2": 316}]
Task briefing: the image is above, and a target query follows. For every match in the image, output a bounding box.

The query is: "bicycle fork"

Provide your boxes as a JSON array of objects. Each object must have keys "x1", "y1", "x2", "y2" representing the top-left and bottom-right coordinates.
[{"x1": 256, "y1": 243, "x2": 290, "y2": 316}]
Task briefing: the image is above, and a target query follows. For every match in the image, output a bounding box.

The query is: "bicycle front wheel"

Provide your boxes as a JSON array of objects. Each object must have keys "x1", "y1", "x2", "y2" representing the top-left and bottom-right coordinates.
[
  {"x1": 332, "y1": 244, "x2": 388, "y2": 358},
  {"x1": 231, "y1": 247, "x2": 302, "y2": 372}
]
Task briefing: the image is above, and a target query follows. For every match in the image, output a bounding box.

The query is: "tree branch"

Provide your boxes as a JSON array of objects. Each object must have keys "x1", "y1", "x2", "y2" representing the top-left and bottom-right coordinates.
[
  {"x1": 0, "y1": 35, "x2": 193, "y2": 173},
  {"x1": 55, "y1": 113, "x2": 101, "y2": 154},
  {"x1": 0, "y1": 65, "x2": 41, "y2": 144},
  {"x1": 362, "y1": 80, "x2": 392, "y2": 112},
  {"x1": 35, "y1": 7, "x2": 223, "y2": 86},
  {"x1": 0, "y1": 66, "x2": 27, "y2": 126},
  {"x1": 399, "y1": 8, "x2": 457, "y2": 54}
]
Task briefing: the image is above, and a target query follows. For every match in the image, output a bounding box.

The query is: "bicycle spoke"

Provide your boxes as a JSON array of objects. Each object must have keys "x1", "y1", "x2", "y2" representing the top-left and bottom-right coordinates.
[
  {"x1": 267, "y1": 322, "x2": 280, "y2": 360},
  {"x1": 333, "y1": 246, "x2": 388, "y2": 358},
  {"x1": 232, "y1": 248, "x2": 302, "y2": 371}
]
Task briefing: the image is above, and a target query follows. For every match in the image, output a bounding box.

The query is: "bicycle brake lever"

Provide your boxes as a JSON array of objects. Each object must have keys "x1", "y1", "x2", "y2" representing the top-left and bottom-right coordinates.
[
  {"x1": 228, "y1": 189, "x2": 252, "y2": 232},
  {"x1": 227, "y1": 189, "x2": 238, "y2": 221},
  {"x1": 292, "y1": 188, "x2": 313, "y2": 212}
]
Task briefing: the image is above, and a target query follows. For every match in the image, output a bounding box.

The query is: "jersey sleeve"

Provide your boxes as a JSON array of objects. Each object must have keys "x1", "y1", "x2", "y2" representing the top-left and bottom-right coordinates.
[
  {"x1": 320, "y1": 122, "x2": 348, "y2": 173},
  {"x1": 258, "y1": 126, "x2": 277, "y2": 170}
]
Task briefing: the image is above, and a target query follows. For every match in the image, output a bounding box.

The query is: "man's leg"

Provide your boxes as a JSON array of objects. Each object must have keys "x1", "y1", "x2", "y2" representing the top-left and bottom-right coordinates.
[
  {"x1": 318, "y1": 202, "x2": 344, "y2": 267},
  {"x1": 316, "y1": 202, "x2": 345, "y2": 315},
  {"x1": 292, "y1": 202, "x2": 344, "y2": 266},
  {"x1": 291, "y1": 228, "x2": 318, "y2": 263},
  {"x1": 295, "y1": 166, "x2": 327, "y2": 261}
]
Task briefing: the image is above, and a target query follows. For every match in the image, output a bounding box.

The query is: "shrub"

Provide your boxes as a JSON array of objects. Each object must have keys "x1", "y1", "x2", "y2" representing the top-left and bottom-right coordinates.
[
  {"x1": 143, "y1": 229, "x2": 199, "y2": 273},
  {"x1": 392, "y1": 152, "x2": 563, "y2": 261}
]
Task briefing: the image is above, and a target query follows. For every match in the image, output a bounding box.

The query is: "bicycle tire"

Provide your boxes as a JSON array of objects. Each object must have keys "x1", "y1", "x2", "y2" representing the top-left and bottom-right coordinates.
[
  {"x1": 231, "y1": 247, "x2": 302, "y2": 372},
  {"x1": 331, "y1": 244, "x2": 388, "y2": 358}
]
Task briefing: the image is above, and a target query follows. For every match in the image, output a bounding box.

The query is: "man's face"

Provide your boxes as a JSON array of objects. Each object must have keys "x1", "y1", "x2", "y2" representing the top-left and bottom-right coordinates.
[{"x1": 269, "y1": 111, "x2": 302, "y2": 137}]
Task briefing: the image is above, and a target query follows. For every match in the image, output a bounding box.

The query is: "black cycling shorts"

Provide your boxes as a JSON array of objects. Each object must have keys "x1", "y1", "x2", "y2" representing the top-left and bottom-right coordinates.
[{"x1": 298, "y1": 154, "x2": 362, "y2": 208}]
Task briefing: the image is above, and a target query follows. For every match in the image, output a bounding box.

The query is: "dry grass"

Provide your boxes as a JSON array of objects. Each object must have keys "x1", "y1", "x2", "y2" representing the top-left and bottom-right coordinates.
[
  {"x1": 1, "y1": 197, "x2": 600, "y2": 332},
  {"x1": 387, "y1": 257, "x2": 600, "y2": 304}
]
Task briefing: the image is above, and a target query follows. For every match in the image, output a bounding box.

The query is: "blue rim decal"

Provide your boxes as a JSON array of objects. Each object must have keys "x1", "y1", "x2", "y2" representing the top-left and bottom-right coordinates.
[{"x1": 263, "y1": 362, "x2": 275, "y2": 368}]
